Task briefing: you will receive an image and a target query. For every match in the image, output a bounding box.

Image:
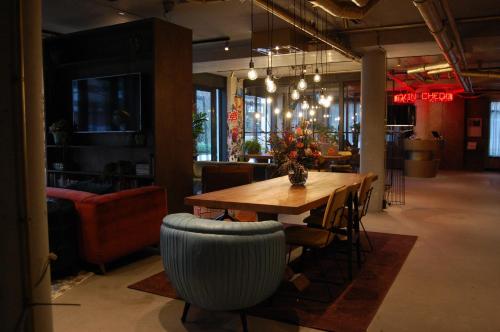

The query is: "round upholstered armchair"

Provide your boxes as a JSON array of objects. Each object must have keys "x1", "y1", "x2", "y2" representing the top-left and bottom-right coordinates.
[{"x1": 160, "y1": 213, "x2": 286, "y2": 331}]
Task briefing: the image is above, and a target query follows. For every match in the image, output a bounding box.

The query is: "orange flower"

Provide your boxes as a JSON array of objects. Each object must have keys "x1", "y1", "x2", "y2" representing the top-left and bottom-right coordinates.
[
  {"x1": 295, "y1": 127, "x2": 303, "y2": 136},
  {"x1": 296, "y1": 141, "x2": 304, "y2": 149},
  {"x1": 289, "y1": 150, "x2": 298, "y2": 159}
]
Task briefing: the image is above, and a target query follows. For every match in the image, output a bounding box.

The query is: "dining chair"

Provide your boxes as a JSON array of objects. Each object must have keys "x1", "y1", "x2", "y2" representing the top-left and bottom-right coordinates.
[
  {"x1": 355, "y1": 172, "x2": 378, "y2": 252},
  {"x1": 200, "y1": 164, "x2": 254, "y2": 221},
  {"x1": 284, "y1": 185, "x2": 353, "y2": 301}
]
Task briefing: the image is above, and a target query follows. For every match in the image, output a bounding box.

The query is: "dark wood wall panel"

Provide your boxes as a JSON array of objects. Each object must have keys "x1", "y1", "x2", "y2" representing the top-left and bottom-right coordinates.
[{"x1": 153, "y1": 20, "x2": 193, "y2": 213}]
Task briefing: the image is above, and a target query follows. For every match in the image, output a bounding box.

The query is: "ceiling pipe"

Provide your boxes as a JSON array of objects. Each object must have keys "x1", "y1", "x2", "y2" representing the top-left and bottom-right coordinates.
[
  {"x1": 413, "y1": 0, "x2": 473, "y2": 92},
  {"x1": 309, "y1": 0, "x2": 381, "y2": 20},
  {"x1": 351, "y1": 0, "x2": 371, "y2": 6},
  {"x1": 461, "y1": 71, "x2": 500, "y2": 79},
  {"x1": 253, "y1": 0, "x2": 361, "y2": 62},
  {"x1": 337, "y1": 14, "x2": 500, "y2": 34},
  {"x1": 387, "y1": 72, "x2": 415, "y2": 92},
  {"x1": 427, "y1": 67, "x2": 453, "y2": 74},
  {"x1": 407, "y1": 62, "x2": 450, "y2": 74}
]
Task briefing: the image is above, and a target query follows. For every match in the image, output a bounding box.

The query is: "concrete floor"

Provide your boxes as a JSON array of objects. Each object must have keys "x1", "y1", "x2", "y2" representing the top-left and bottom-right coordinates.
[{"x1": 52, "y1": 171, "x2": 500, "y2": 332}]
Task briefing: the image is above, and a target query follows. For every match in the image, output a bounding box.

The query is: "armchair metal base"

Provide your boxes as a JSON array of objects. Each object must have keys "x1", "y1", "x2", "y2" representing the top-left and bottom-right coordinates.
[{"x1": 180, "y1": 302, "x2": 248, "y2": 332}]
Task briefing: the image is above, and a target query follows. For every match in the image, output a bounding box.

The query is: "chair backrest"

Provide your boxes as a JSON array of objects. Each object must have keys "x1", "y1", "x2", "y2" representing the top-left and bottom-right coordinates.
[
  {"x1": 161, "y1": 213, "x2": 286, "y2": 311},
  {"x1": 321, "y1": 186, "x2": 349, "y2": 229},
  {"x1": 358, "y1": 172, "x2": 378, "y2": 216},
  {"x1": 202, "y1": 164, "x2": 253, "y2": 193}
]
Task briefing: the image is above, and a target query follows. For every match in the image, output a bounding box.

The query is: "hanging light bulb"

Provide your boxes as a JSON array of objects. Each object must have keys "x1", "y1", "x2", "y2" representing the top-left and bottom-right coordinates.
[
  {"x1": 327, "y1": 95, "x2": 333, "y2": 102},
  {"x1": 313, "y1": 68, "x2": 321, "y2": 83},
  {"x1": 298, "y1": 111, "x2": 303, "y2": 118},
  {"x1": 266, "y1": 80, "x2": 277, "y2": 93},
  {"x1": 291, "y1": 89, "x2": 300, "y2": 101},
  {"x1": 309, "y1": 109, "x2": 315, "y2": 116},
  {"x1": 301, "y1": 100, "x2": 309, "y2": 111},
  {"x1": 274, "y1": 107, "x2": 281, "y2": 115},
  {"x1": 318, "y1": 93, "x2": 326, "y2": 106},
  {"x1": 285, "y1": 111, "x2": 292, "y2": 119},
  {"x1": 323, "y1": 98, "x2": 331, "y2": 108},
  {"x1": 255, "y1": 112, "x2": 261, "y2": 119},
  {"x1": 297, "y1": 77, "x2": 307, "y2": 91},
  {"x1": 247, "y1": 60, "x2": 258, "y2": 80},
  {"x1": 266, "y1": 96, "x2": 273, "y2": 104}
]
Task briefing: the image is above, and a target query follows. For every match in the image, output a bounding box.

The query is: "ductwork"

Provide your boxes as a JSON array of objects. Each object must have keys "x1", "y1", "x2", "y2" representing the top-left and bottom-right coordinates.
[
  {"x1": 461, "y1": 71, "x2": 500, "y2": 79},
  {"x1": 407, "y1": 62, "x2": 450, "y2": 74},
  {"x1": 254, "y1": 0, "x2": 361, "y2": 61},
  {"x1": 413, "y1": 0, "x2": 473, "y2": 92},
  {"x1": 309, "y1": 0, "x2": 381, "y2": 20},
  {"x1": 351, "y1": 0, "x2": 371, "y2": 6}
]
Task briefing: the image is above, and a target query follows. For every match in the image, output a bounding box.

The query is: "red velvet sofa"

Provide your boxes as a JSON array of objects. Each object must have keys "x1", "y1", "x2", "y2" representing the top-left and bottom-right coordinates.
[{"x1": 46, "y1": 186, "x2": 167, "y2": 272}]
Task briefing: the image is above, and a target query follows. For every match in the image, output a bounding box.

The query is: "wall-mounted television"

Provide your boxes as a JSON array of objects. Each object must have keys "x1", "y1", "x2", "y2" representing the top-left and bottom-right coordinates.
[{"x1": 72, "y1": 73, "x2": 141, "y2": 133}]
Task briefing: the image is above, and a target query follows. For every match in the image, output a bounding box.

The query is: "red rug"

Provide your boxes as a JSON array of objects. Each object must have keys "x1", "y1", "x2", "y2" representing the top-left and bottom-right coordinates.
[{"x1": 128, "y1": 231, "x2": 417, "y2": 332}]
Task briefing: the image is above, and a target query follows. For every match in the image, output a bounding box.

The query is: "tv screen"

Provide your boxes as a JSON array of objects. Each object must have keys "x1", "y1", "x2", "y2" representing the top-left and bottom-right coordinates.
[{"x1": 72, "y1": 73, "x2": 141, "y2": 132}]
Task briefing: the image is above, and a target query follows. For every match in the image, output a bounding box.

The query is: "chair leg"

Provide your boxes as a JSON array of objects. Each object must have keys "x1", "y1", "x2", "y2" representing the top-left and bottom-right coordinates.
[
  {"x1": 360, "y1": 220, "x2": 374, "y2": 252},
  {"x1": 240, "y1": 311, "x2": 248, "y2": 332},
  {"x1": 181, "y1": 302, "x2": 190, "y2": 323}
]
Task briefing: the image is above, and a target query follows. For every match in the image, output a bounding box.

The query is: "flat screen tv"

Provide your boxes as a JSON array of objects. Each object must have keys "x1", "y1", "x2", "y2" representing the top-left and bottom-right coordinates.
[{"x1": 72, "y1": 73, "x2": 141, "y2": 132}]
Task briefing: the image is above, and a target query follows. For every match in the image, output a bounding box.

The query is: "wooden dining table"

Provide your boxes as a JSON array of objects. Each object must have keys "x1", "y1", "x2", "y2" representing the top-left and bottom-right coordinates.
[
  {"x1": 184, "y1": 171, "x2": 365, "y2": 290},
  {"x1": 184, "y1": 171, "x2": 364, "y2": 221}
]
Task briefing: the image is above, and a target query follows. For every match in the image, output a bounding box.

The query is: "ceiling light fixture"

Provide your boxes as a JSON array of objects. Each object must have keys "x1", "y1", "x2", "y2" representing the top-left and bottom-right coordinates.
[
  {"x1": 224, "y1": 41, "x2": 229, "y2": 51},
  {"x1": 291, "y1": 89, "x2": 300, "y2": 101},
  {"x1": 247, "y1": 0, "x2": 258, "y2": 80}
]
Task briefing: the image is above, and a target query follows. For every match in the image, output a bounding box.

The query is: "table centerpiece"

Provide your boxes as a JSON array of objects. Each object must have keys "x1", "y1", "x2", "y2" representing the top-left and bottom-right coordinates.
[{"x1": 269, "y1": 121, "x2": 322, "y2": 185}]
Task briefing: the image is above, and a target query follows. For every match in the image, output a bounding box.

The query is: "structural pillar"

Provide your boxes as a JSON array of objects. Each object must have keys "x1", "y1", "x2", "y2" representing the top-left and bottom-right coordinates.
[{"x1": 360, "y1": 49, "x2": 386, "y2": 211}]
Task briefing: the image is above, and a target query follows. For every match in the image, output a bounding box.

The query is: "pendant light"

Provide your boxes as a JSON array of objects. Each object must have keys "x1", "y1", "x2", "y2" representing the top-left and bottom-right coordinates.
[
  {"x1": 313, "y1": 68, "x2": 321, "y2": 83},
  {"x1": 291, "y1": 88, "x2": 300, "y2": 100},
  {"x1": 297, "y1": 72, "x2": 307, "y2": 91},
  {"x1": 301, "y1": 99, "x2": 309, "y2": 111},
  {"x1": 247, "y1": 0, "x2": 258, "y2": 80}
]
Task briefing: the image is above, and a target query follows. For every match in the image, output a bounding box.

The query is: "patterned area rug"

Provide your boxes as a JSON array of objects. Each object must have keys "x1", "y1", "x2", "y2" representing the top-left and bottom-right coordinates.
[{"x1": 128, "y1": 232, "x2": 417, "y2": 332}]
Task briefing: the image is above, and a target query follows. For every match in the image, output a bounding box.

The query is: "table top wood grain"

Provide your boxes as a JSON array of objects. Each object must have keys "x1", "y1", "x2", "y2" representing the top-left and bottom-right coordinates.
[{"x1": 184, "y1": 171, "x2": 365, "y2": 215}]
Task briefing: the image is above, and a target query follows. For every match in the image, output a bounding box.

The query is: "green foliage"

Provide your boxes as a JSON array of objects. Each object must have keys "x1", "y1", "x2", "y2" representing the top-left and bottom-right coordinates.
[
  {"x1": 243, "y1": 139, "x2": 261, "y2": 154},
  {"x1": 49, "y1": 119, "x2": 70, "y2": 133},
  {"x1": 193, "y1": 111, "x2": 208, "y2": 140}
]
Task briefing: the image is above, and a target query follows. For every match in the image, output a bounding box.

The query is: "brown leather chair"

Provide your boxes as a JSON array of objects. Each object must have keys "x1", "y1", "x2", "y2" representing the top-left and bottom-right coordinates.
[{"x1": 201, "y1": 164, "x2": 254, "y2": 221}]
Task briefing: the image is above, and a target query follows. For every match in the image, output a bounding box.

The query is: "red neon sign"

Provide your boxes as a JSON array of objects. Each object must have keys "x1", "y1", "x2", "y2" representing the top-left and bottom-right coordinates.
[
  {"x1": 393, "y1": 92, "x2": 454, "y2": 104},
  {"x1": 421, "y1": 92, "x2": 453, "y2": 102},
  {"x1": 394, "y1": 93, "x2": 416, "y2": 104}
]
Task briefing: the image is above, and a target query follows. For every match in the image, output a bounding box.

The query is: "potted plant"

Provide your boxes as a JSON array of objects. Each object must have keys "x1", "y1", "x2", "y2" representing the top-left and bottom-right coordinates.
[
  {"x1": 112, "y1": 109, "x2": 130, "y2": 131},
  {"x1": 243, "y1": 139, "x2": 261, "y2": 155},
  {"x1": 192, "y1": 110, "x2": 208, "y2": 159},
  {"x1": 49, "y1": 119, "x2": 70, "y2": 145}
]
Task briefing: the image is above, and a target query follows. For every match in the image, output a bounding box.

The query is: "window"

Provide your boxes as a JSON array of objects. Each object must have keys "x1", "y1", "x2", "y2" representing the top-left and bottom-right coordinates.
[
  {"x1": 489, "y1": 101, "x2": 500, "y2": 157},
  {"x1": 244, "y1": 95, "x2": 279, "y2": 152},
  {"x1": 195, "y1": 88, "x2": 226, "y2": 161}
]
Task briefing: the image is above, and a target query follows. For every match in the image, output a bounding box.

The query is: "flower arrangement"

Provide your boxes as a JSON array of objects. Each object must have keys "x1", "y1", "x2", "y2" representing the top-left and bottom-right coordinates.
[{"x1": 269, "y1": 121, "x2": 322, "y2": 183}]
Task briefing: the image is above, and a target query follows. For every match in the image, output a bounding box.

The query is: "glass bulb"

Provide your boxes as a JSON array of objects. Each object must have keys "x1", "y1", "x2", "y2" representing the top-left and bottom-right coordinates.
[
  {"x1": 265, "y1": 75, "x2": 272, "y2": 85},
  {"x1": 248, "y1": 68, "x2": 258, "y2": 80},
  {"x1": 313, "y1": 73, "x2": 321, "y2": 83},
  {"x1": 323, "y1": 99, "x2": 331, "y2": 108},
  {"x1": 266, "y1": 80, "x2": 277, "y2": 93},
  {"x1": 274, "y1": 107, "x2": 281, "y2": 115},
  {"x1": 291, "y1": 89, "x2": 300, "y2": 101},
  {"x1": 285, "y1": 111, "x2": 292, "y2": 119},
  {"x1": 298, "y1": 111, "x2": 303, "y2": 118},
  {"x1": 318, "y1": 94, "x2": 326, "y2": 106},
  {"x1": 255, "y1": 112, "x2": 261, "y2": 119},
  {"x1": 266, "y1": 97, "x2": 273, "y2": 104},
  {"x1": 309, "y1": 109, "x2": 315, "y2": 116},
  {"x1": 301, "y1": 100, "x2": 309, "y2": 111},
  {"x1": 327, "y1": 95, "x2": 333, "y2": 102},
  {"x1": 297, "y1": 78, "x2": 307, "y2": 91}
]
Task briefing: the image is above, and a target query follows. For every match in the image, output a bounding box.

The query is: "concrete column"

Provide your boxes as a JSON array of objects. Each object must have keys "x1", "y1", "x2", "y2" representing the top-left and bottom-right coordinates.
[{"x1": 360, "y1": 49, "x2": 386, "y2": 211}]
